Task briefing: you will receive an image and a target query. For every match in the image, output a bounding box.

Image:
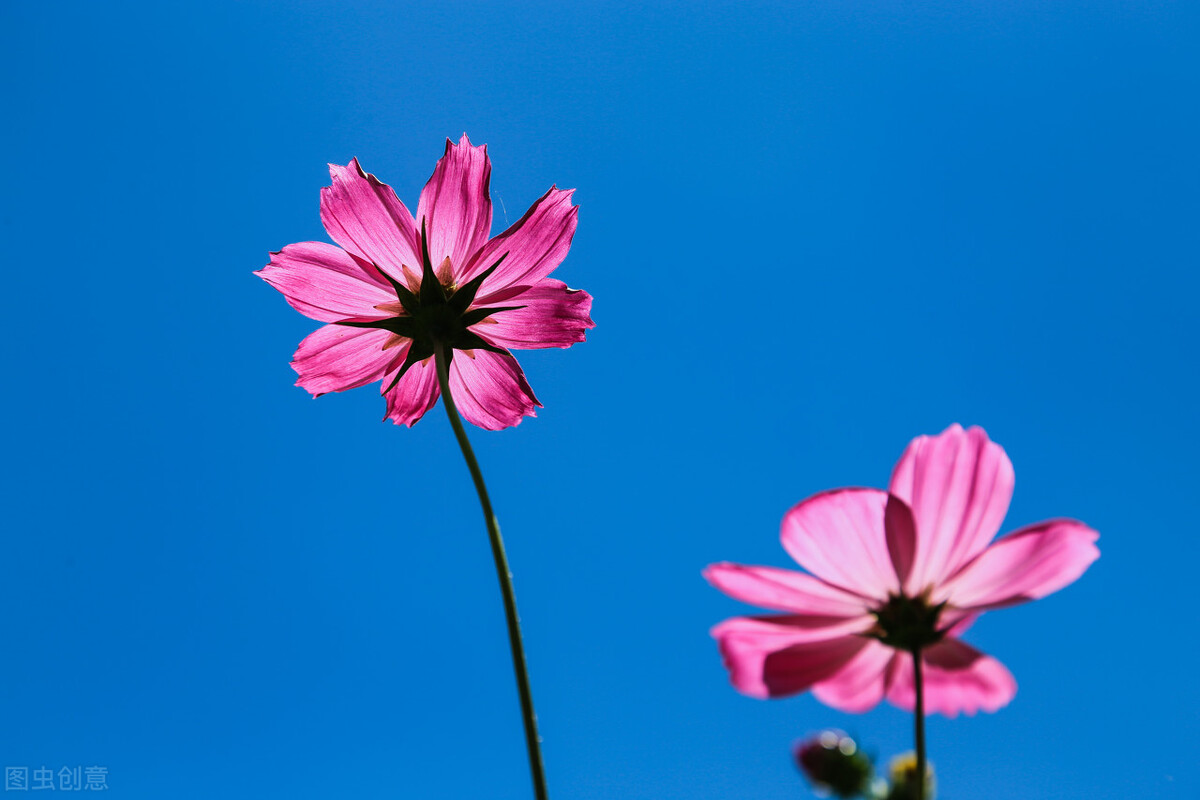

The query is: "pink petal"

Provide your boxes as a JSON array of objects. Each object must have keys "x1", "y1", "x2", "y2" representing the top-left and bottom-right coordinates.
[
  {"x1": 940, "y1": 610, "x2": 980, "y2": 637},
  {"x1": 291, "y1": 325, "x2": 396, "y2": 397},
  {"x1": 320, "y1": 159, "x2": 423, "y2": 288},
  {"x1": 939, "y1": 519, "x2": 1099, "y2": 611},
  {"x1": 704, "y1": 563, "x2": 873, "y2": 616},
  {"x1": 888, "y1": 424, "x2": 1016, "y2": 593},
  {"x1": 458, "y1": 186, "x2": 578, "y2": 295},
  {"x1": 416, "y1": 134, "x2": 492, "y2": 275},
  {"x1": 471, "y1": 279, "x2": 595, "y2": 350},
  {"x1": 780, "y1": 489, "x2": 900, "y2": 601},
  {"x1": 811, "y1": 639, "x2": 895, "y2": 713},
  {"x1": 382, "y1": 352, "x2": 440, "y2": 428},
  {"x1": 711, "y1": 616, "x2": 871, "y2": 699},
  {"x1": 886, "y1": 638, "x2": 1017, "y2": 717},
  {"x1": 885, "y1": 494, "x2": 918, "y2": 590},
  {"x1": 448, "y1": 350, "x2": 540, "y2": 431},
  {"x1": 256, "y1": 242, "x2": 395, "y2": 322}
]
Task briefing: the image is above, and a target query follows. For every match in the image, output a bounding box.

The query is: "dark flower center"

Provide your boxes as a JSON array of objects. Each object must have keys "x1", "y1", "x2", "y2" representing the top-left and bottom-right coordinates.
[
  {"x1": 869, "y1": 593, "x2": 946, "y2": 651},
  {"x1": 336, "y1": 221, "x2": 519, "y2": 392}
]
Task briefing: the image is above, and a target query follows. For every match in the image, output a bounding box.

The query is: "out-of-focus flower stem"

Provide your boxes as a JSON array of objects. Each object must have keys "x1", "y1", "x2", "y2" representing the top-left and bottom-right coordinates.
[
  {"x1": 912, "y1": 647, "x2": 926, "y2": 800},
  {"x1": 435, "y1": 344, "x2": 549, "y2": 800}
]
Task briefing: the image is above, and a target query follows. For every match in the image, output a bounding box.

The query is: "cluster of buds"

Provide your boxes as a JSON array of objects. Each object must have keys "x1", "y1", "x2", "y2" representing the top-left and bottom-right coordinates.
[{"x1": 794, "y1": 732, "x2": 934, "y2": 800}]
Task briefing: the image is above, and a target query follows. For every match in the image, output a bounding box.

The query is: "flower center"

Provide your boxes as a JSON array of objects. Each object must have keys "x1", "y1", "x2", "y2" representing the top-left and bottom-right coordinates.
[
  {"x1": 869, "y1": 593, "x2": 946, "y2": 651},
  {"x1": 335, "y1": 221, "x2": 519, "y2": 391},
  {"x1": 416, "y1": 290, "x2": 471, "y2": 343}
]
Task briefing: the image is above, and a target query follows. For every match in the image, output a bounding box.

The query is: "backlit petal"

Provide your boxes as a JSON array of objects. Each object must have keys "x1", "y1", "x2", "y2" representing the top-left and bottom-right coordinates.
[
  {"x1": 448, "y1": 350, "x2": 540, "y2": 431},
  {"x1": 939, "y1": 519, "x2": 1099, "y2": 611},
  {"x1": 711, "y1": 616, "x2": 871, "y2": 699},
  {"x1": 811, "y1": 639, "x2": 895, "y2": 713},
  {"x1": 780, "y1": 488, "x2": 899, "y2": 601},
  {"x1": 257, "y1": 242, "x2": 394, "y2": 322},
  {"x1": 472, "y1": 279, "x2": 594, "y2": 350},
  {"x1": 291, "y1": 325, "x2": 395, "y2": 397},
  {"x1": 459, "y1": 187, "x2": 578, "y2": 295},
  {"x1": 382, "y1": 352, "x2": 440, "y2": 428},
  {"x1": 416, "y1": 134, "x2": 492, "y2": 274},
  {"x1": 888, "y1": 424, "x2": 1015, "y2": 592},
  {"x1": 703, "y1": 563, "x2": 872, "y2": 616},
  {"x1": 885, "y1": 493, "x2": 918, "y2": 589},
  {"x1": 885, "y1": 638, "x2": 1017, "y2": 717},
  {"x1": 320, "y1": 159, "x2": 423, "y2": 287}
]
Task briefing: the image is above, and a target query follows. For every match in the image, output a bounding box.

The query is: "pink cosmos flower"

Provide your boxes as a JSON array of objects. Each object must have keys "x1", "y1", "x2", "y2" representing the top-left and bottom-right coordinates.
[
  {"x1": 256, "y1": 135, "x2": 594, "y2": 430},
  {"x1": 704, "y1": 424, "x2": 1099, "y2": 717}
]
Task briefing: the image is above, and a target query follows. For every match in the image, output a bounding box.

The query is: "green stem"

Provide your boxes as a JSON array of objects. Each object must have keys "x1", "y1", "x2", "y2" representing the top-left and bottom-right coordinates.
[
  {"x1": 434, "y1": 344, "x2": 549, "y2": 800},
  {"x1": 912, "y1": 646, "x2": 926, "y2": 800}
]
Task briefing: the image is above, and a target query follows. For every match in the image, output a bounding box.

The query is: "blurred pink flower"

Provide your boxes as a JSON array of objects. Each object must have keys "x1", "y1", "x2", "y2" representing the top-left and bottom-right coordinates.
[
  {"x1": 256, "y1": 135, "x2": 593, "y2": 429},
  {"x1": 704, "y1": 424, "x2": 1098, "y2": 717}
]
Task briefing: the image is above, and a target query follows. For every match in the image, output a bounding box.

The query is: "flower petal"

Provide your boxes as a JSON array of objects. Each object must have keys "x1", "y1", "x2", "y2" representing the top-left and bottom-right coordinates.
[
  {"x1": 703, "y1": 563, "x2": 872, "y2": 616},
  {"x1": 885, "y1": 494, "x2": 918, "y2": 590},
  {"x1": 939, "y1": 519, "x2": 1099, "y2": 611},
  {"x1": 888, "y1": 424, "x2": 1015, "y2": 592},
  {"x1": 416, "y1": 134, "x2": 492, "y2": 274},
  {"x1": 940, "y1": 610, "x2": 980, "y2": 637},
  {"x1": 459, "y1": 186, "x2": 578, "y2": 295},
  {"x1": 711, "y1": 616, "x2": 871, "y2": 699},
  {"x1": 257, "y1": 242, "x2": 395, "y2": 322},
  {"x1": 780, "y1": 488, "x2": 899, "y2": 601},
  {"x1": 382, "y1": 352, "x2": 440, "y2": 428},
  {"x1": 811, "y1": 639, "x2": 895, "y2": 713},
  {"x1": 885, "y1": 638, "x2": 1017, "y2": 717},
  {"x1": 320, "y1": 159, "x2": 423, "y2": 287},
  {"x1": 448, "y1": 350, "x2": 540, "y2": 431},
  {"x1": 472, "y1": 279, "x2": 595, "y2": 350},
  {"x1": 291, "y1": 325, "x2": 395, "y2": 397}
]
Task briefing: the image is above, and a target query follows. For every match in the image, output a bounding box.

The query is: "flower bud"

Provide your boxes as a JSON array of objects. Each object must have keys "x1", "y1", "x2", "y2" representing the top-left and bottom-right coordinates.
[
  {"x1": 884, "y1": 752, "x2": 935, "y2": 800},
  {"x1": 794, "y1": 731, "x2": 873, "y2": 798}
]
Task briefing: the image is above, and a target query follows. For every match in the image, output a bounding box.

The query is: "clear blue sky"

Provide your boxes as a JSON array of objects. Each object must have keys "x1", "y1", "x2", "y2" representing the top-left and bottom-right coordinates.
[{"x1": 1, "y1": 1, "x2": 1196, "y2": 798}]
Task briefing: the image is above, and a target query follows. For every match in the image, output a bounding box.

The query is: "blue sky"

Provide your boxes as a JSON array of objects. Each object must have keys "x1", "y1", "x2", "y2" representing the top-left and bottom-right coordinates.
[{"x1": 1, "y1": 1, "x2": 1197, "y2": 798}]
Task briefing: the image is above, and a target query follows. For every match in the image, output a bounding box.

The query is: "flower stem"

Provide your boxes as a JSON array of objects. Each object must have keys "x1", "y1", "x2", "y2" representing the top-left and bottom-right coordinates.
[
  {"x1": 912, "y1": 646, "x2": 926, "y2": 800},
  {"x1": 434, "y1": 344, "x2": 549, "y2": 800}
]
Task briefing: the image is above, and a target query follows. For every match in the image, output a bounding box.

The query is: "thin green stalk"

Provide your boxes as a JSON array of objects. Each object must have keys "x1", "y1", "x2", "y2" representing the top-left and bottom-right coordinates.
[
  {"x1": 912, "y1": 646, "x2": 926, "y2": 800},
  {"x1": 434, "y1": 344, "x2": 548, "y2": 800}
]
